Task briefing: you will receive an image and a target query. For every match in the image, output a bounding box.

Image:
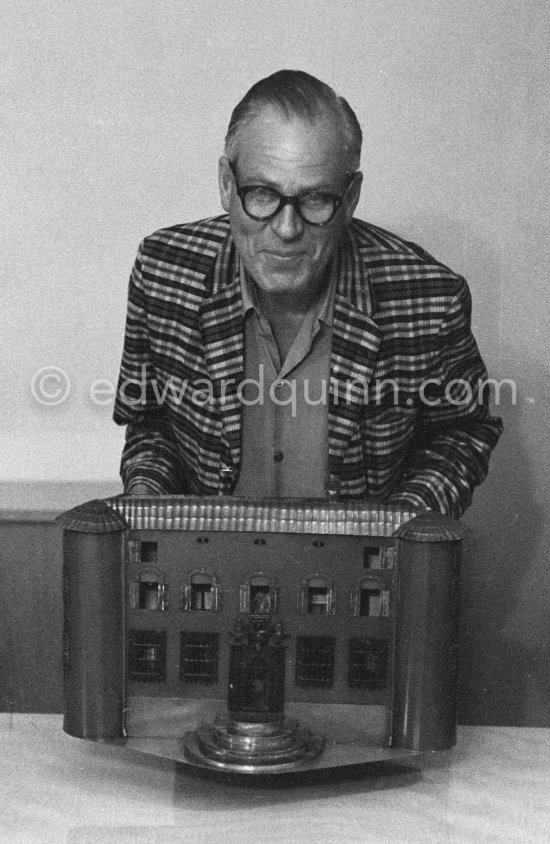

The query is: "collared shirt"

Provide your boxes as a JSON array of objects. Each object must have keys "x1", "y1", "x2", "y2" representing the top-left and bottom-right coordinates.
[{"x1": 233, "y1": 258, "x2": 337, "y2": 497}]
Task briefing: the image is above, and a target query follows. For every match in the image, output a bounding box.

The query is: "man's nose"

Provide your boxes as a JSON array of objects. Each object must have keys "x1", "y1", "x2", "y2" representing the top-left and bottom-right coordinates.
[{"x1": 270, "y1": 202, "x2": 304, "y2": 240}]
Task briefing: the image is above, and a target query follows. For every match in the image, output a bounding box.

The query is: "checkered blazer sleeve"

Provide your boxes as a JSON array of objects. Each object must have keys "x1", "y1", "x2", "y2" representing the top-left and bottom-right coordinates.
[
  {"x1": 113, "y1": 243, "x2": 187, "y2": 494},
  {"x1": 387, "y1": 279, "x2": 503, "y2": 517}
]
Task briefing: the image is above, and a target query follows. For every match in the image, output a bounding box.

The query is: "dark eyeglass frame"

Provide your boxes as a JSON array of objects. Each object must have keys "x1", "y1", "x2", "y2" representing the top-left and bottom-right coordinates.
[{"x1": 229, "y1": 162, "x2": 356, "y2": 227}]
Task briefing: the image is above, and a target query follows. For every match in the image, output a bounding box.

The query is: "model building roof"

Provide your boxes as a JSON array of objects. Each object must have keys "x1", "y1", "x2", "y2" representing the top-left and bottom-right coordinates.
[{"x1": 103, "y1": 496, "x2": 423, "y2": 537}]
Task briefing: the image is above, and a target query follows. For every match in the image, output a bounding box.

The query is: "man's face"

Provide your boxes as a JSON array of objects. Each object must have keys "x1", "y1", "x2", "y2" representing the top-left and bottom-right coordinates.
[{"x1": 219, "y1": 108, "x2": 362, "y2": 301}]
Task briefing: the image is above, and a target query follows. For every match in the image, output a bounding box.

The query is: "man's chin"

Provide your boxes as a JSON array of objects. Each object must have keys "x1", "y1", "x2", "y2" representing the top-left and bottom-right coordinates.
[
  {"x1": 253, "y1": 271, "x2": 312, "y2": 297},
  {"x1": 249, "y1": 256, "x2": 313, "y2": 291}
]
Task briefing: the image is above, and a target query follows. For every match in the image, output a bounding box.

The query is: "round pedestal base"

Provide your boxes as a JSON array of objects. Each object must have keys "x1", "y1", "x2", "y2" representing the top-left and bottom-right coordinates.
[{"x1": 183, "y1": 715, "x2": 325, "y2": 773}]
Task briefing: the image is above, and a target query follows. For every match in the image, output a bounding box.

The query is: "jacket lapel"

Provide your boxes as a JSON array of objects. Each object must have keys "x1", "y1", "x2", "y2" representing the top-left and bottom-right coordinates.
[
  {"x1": 328, "y1": 233, "x2": 382, "y2": 477},
  {"x1": 198, "y1": 238, "x2": 244, "y2": 478}
]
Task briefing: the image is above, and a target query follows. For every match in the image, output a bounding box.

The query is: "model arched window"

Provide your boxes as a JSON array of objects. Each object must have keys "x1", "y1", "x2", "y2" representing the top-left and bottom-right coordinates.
[
  {"x1": 129, "y1": 569, "x2": 169, "y2": 611},
  {"x1": 239, "y1": 572, "x2": 279, "y2": 614},
  {"x1": 349, "y1": 576, "x2": 390, "y2": 618},
  {"x1": 297, "y1": 574, "x2": 336, "y2": 615},
  {"x1": 181, "y1": 571, "x2": 221, "y2": 612}
]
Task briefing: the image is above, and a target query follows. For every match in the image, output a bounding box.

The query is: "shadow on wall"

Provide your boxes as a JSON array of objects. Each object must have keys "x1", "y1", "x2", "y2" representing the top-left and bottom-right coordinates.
[
  {"x1": 461, "y1": 376, "x2": 548, "y2": 726},
  {"x1": 393, "y1": 212, "x2": 548, "y2": 725}
]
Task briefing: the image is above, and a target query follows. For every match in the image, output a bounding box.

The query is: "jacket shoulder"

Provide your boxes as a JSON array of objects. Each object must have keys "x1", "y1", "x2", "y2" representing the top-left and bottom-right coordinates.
[
  {"x1": 350, "y1": 218, "x2": 466, "y2": 301},
  {"x1": 139, "y1": 215, "x2": 230, "y2": 270}
]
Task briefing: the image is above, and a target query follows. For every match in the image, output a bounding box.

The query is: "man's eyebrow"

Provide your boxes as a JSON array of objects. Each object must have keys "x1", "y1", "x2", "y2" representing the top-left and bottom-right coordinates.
[
  {"x1": 239, "y1": 175, "x2": 281, "y2": 188},
  {"x1": 240, "y1": 173, "x2": 339, "y2": 193}
]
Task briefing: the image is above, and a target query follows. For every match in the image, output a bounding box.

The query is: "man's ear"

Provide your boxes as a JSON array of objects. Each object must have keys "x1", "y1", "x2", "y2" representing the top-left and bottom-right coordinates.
[
  {"x1": 343, "y1": 171, "x2": 363, "y2": 225},
  {"x1": 218, "y1": 156, "x2": 233, "y2": 213}
]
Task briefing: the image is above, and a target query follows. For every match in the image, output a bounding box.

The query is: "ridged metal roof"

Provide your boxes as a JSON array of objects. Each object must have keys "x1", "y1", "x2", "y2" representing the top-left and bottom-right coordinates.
[{"x1": 103, "y1": 495, "x2": 424, "y2": 537}]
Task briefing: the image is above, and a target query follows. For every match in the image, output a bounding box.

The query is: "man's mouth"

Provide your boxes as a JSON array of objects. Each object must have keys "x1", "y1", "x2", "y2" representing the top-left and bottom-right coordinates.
[{"x1": 263, "y1": 250, "x2": 305, "y2": 262}]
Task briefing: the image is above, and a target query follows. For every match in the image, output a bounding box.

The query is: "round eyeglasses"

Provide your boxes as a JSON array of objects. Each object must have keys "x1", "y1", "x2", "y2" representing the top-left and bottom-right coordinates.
[{"x1": 229, "y1": 163, "x2": 355, "y2": 227}]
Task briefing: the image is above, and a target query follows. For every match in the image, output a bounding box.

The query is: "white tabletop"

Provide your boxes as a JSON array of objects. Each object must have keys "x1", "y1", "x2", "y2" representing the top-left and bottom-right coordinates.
[{"x1": 1, "y1": 715, "x2": 548, "y2": 843}]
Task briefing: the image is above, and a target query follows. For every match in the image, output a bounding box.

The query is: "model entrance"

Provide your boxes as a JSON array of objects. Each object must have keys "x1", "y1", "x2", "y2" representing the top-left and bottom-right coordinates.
[{"x1": 227, "y1": 613, "x2": 286, "y2": 721}]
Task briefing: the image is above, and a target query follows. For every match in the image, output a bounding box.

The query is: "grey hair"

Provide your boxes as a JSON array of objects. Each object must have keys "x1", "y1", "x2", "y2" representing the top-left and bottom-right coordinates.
[{"x1": 224, "y1": 69, "x2": 362, "y2": 172}]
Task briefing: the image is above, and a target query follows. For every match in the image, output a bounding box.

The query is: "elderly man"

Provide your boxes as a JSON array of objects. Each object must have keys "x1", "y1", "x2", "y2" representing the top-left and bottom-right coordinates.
[{"x1": 113, "y1": 70, "x2": 502, "y2": 517}]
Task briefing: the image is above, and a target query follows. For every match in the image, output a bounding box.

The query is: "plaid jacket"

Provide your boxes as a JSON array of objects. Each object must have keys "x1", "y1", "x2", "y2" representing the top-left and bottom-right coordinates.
[{"x1": 113, "y1": 215, "x2": 502, "y2": 517}]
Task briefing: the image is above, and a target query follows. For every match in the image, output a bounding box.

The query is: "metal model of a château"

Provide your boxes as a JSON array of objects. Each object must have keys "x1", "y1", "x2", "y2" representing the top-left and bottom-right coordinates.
[{"x1": 57, "y1": 496, "x2": 465, "y2": 774}]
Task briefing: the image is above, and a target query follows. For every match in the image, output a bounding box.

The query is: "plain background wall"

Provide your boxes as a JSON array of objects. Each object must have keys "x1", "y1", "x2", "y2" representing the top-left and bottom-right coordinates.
[{"x1": 2, "y1": 0, "x2": 549, "y2": 724}]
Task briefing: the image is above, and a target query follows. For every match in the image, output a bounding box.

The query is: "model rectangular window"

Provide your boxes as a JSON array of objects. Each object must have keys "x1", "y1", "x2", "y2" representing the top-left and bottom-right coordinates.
[
  {"x1": 128, "y1": 630, "x2": 167, "y2": 683},
  {"x1": 350, "y1": 576, "x2": 389, "y2": 617},
  {"x1": 182, "y1": 573, "x2": 219, "y2": 612},
  {"x1": 191, "y1": 581, "x2": 213, "y2": 610},
  {"x1": 139, "y1": 578, "x2": 160, "y2": 610},
  {"x1": 307, "y1": 586, "x2": 329, "y2": 614},
  {"x1": 129, "y1": 571, "x2": 169, "y2": 611},
  {"x1": 295, "y1": 636, "x2": 335, "y2": 688},
  {"x1": 347, "y1": 638, "x2": 388, "y2": 689},
  {"x1": 363, "y1": 546, "x2": 395, "y2": 569},
  {"x1": 359, "y1": 586, "x2": 389, "y2": 617},
  {"x1": 298, "y1": 575, "x2": 334, "y2": 615},
  {"x1": 140, "y1": 541, "x2": 158, "y2": 563},
  {"x1": 363, "y1": 546, "x2": 381, "y2": 569},
  {"x1": 360, "y1": 587, "x2": 381, "y2": 616},
  {"x1": 180, "y1": 632, "x2": 219, "y2": 684},
  {"x1": 239, "y1": 573, "x2": 279, "y2": 614}
]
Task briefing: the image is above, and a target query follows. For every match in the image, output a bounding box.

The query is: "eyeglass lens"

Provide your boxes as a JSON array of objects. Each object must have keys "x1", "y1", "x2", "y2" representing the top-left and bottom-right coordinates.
[{"x1": 243, "y1": 187, "x2": 336, "y2": 224}]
